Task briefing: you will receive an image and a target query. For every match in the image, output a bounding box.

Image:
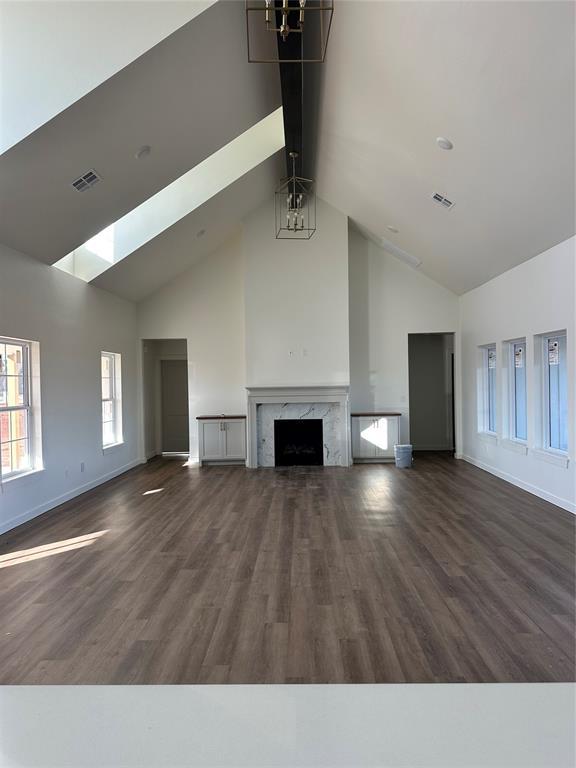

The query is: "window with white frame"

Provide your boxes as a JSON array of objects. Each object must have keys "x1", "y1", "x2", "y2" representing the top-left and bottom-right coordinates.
[
  {"x1": 509, "y1": 340, "x2": 527, "y2": 441},
  {"x1": 101, "y1": 352, "x2": 122, "y2": 447},
  {"x1": 0, "y1": 338, "x2": 33, "y2": 478},
  {"x1": 480, "y1": 344, "x2": 497, "y2": 434},
  {"x1": 542, "y1": 333, "x2": 568, "y2": 453}
]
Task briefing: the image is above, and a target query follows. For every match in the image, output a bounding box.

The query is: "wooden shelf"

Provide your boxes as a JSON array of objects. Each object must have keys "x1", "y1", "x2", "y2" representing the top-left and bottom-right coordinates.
[{"x1": 196, "y1": 415, "x2": 246, "y2": 420}]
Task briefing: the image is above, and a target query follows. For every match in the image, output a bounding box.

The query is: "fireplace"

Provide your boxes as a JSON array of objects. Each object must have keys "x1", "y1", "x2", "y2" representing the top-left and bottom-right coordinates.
[
  {"x1": 245, "y1": 386, "x2": 351, "y2": 468},
  {"x1": 274, "y1": 419, "x2": 324, "y2": 466}
]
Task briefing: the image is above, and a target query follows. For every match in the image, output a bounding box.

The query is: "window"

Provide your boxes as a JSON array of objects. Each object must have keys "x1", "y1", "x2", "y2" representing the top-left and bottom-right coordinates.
[
  {"x1": 509, "y1": 340, "x2": 527, "y2": 441},
  {"x1": 480, "y1": 344, "x2": 497, "y2": 434},
  {"x1": 101, "y1": 352, "x2": 122, "y2": 448},
  {"x1": 0, "y1": 338, "x2": 32, "y2": 478},
  {"x1": 543, "y1": 333, "x2": 568, "y2": 452}
]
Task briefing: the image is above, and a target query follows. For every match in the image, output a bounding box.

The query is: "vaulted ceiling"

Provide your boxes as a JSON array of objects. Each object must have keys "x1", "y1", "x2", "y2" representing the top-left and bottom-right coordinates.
[
  {"x1": 0, "y1": 1, "x2": 281, "y2": 265},
  {"x1": 316, "y1": 0, "x2": 575, "y2": 294},
  {"x1": 0, "y1": 1, "x2": 216, "y2": 154},
  {"x1": 0, "y1": 0, "x2": 574, "y2": 299}
]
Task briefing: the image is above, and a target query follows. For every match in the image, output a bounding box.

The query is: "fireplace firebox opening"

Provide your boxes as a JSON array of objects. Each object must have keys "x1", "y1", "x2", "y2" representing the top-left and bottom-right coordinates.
[{"x1": 274, "y1": 419, "x2": 324, "y2": 466}]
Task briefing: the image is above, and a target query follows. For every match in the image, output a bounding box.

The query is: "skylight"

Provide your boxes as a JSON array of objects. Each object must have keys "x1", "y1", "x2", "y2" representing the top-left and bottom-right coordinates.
[
  {"x1": 84, "y1": 225, "x2": 115, "y2": 264},
  {"x1": 55, "y1": 107, "x2": 285, "y2": 282}
]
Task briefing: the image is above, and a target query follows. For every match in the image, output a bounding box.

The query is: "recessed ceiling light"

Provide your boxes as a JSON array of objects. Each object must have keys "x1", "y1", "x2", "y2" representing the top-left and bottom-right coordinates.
[
  {"x1": 387, "y1": 225, "x2": 399, "y2": 233},
  {"x1": 436, "y1": 137, "x2": 454, "y2": 151},
  {"x1": 196, "y1": 229, "x2": 206, "y2": 238},
  {"x1": 135, "y1": 145, "x2": 152, "y2": 160}
]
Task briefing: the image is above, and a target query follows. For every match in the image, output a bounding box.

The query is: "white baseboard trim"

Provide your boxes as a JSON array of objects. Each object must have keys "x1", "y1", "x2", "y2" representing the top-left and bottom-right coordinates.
[
  {"x1": 0, "y1": 458, "x2": 146, "y2": 536},
  {"x1": 461, "y1": 454, "x2": 575, "y2": 514}
]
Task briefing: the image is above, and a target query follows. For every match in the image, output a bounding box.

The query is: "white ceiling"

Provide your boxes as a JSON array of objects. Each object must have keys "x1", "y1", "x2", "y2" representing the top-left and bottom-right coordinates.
[
  {"x1": 0, "y1": 1, "x2": 215, "y2": 154},
  {"x1": 1, "y1": 0, "x2": 574, "y2": 300},
  {"x1": 316, "y1": 0, "x2": 576, "y2": 294},
  {"x1": 0, "y1": 0, "x2": 280, "y2": 264}
]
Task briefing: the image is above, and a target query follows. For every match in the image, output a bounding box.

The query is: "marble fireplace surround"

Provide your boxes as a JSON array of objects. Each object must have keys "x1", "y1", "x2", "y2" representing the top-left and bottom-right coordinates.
[{"x1": 246, "y1": 386, "x2": 351, "y2": 468}]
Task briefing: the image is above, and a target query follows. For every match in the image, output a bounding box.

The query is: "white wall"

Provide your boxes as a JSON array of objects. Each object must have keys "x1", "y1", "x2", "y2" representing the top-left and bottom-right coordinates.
[
  {"x1": 0, "y1": 245, "x2": 140, "y2": 534},
  {"x1": 348, "y1": 226, "x2": 460, "y2": 443},
  {"x1": 137, "y1": 232, "x2": 246, "y2": 461},
  {"x1": 460, "y1": 236, "x2": 575, "y2": 512},
  {"x1": 138, "y1": 198, "x2": 350, "y2": 460},
  {"x1": 244, "y1": 198, "x2": 350, "y2": 387}
]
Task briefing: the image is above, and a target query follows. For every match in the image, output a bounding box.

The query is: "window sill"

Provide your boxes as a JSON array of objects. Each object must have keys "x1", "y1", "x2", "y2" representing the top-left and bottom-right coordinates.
[
  {"x1": 103, "y1": 441, "x2": 125, "y2": 455},
  {"x1": 500, "y1": 439, "x2": 528, "y2": 455},
  {"x1": 0, "y1": 467, "x2": 45, "y2": 489},
  {"x1": 531, "y1": 448, "x2": 570, "y2": 469},
  {"x1": 477, "y1": 432, "x2": 498, "y2": 444}
]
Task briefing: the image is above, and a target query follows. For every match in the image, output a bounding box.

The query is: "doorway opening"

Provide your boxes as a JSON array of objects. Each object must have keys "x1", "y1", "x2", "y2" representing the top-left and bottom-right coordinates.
[
  {"x1": 142, "y1": 339, "x2": 189, "y2": 458},
  {"x1": 408, "y1": 333, "x2": 455, "y2": 453}
]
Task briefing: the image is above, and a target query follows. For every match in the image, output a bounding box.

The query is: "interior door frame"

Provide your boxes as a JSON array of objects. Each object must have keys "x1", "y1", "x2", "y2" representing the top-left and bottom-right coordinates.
[
  {"x1": 407, "y1": 331, "x2": 456, "y2": 452},
  {"x1": 140, "y1": 340, "x2": 189, "y2": 459}
]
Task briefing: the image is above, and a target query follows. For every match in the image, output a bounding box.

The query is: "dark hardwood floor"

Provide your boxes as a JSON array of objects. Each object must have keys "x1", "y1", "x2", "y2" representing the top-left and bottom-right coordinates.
[{"x1": 0, "y1": 454, "x2": 574, "y2": 684}]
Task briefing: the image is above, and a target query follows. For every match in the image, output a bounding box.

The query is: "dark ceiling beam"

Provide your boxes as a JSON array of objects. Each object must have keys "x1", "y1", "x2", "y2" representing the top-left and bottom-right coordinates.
[{"x1": 274, "y1": 1, "x2": 321, "y2": 180}]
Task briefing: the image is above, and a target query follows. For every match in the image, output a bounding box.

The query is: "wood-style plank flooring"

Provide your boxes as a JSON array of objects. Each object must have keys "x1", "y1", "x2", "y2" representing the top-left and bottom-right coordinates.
[{"x1": 0, "y1": 454, "x2": 574, "y2": 684}]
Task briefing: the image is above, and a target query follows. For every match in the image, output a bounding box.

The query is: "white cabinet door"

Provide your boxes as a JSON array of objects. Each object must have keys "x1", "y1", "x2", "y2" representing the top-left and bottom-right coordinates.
[
  {"x1": 352, "y1": 417, "x2": 378, "y2": 458},
  {"x1": 352, "y1": 415, "x2": 400, "y2": 460},
  {"x1": 223, "y1": 420, "x2": 246, "y2": 459},
  {"x1": 372, "y1": 416, "x2": 398, "y2": 459},
  {"x1": 200, "y1": 421, "x2": 222, "y2": 460}
]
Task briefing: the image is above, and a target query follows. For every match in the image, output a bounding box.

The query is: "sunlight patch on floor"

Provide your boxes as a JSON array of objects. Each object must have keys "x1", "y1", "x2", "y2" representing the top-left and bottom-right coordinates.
[{"x1": 0, "y1": 529, "x2": 109, "y2": 569}]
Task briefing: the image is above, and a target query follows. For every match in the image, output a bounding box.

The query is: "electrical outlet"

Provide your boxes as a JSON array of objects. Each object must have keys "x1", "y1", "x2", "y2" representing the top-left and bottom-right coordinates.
[
  {"x1": 64, "y1": 468, "x2": 69, "y2": 478},
  {"x1": 80, "y1": 462, "x2": 85, "y2": 473}
]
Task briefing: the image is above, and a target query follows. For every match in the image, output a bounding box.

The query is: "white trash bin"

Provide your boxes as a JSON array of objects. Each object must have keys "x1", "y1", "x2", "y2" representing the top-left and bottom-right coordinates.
[{"x1": 394, "y1": 444, "x2": 413, "y2": 469}]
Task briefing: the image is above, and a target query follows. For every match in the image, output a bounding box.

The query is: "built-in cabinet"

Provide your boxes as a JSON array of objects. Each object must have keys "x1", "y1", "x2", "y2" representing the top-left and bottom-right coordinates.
[
  {"x1": 351, "y1": 413, "x2": 400, "y2": 462},
  {"x1": 198, "y1": 412, "x2": 399, "y2": 465},
  {"x1": 197, "y1": 416, "x2": 246, "y2": 465}
]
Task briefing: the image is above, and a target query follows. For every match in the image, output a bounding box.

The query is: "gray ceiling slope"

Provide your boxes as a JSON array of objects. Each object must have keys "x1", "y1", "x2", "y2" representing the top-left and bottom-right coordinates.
[
  {"x1": 93, "y1": 152, "x2": 284, "y2": 303},
  {"x1": 0, "y1": 0, "x2": 280, "y2": 265},
  {"x1": 0, "y1": 1, "x2": 215, "y2": 155},
  {"x1": 316, "y1": 0, "x2": 575, "y2": 294}
]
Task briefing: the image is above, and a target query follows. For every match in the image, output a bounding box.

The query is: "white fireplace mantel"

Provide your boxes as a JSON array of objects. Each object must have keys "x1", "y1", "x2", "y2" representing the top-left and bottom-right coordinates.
[{"x1": 245, "y1": 385, "x2": 351, "y2": 468}]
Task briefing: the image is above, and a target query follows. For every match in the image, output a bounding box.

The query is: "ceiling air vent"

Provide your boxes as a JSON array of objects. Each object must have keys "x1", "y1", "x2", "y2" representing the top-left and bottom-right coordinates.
[
  {"x1": 71, "y1": 169, "x2": 101, "y2": 192},
  {"x1": 431, "y1": 192, "x2": 454, "y2": 209}
]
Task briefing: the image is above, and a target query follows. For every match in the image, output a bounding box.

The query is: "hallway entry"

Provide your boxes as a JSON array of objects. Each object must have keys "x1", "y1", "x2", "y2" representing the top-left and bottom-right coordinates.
[
  {"x1": 142, "y1": 339, "x2": 189, "y2": 457},
  {"x1": 408, "y1": 333, "x2": 455, "y2": 452}
]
